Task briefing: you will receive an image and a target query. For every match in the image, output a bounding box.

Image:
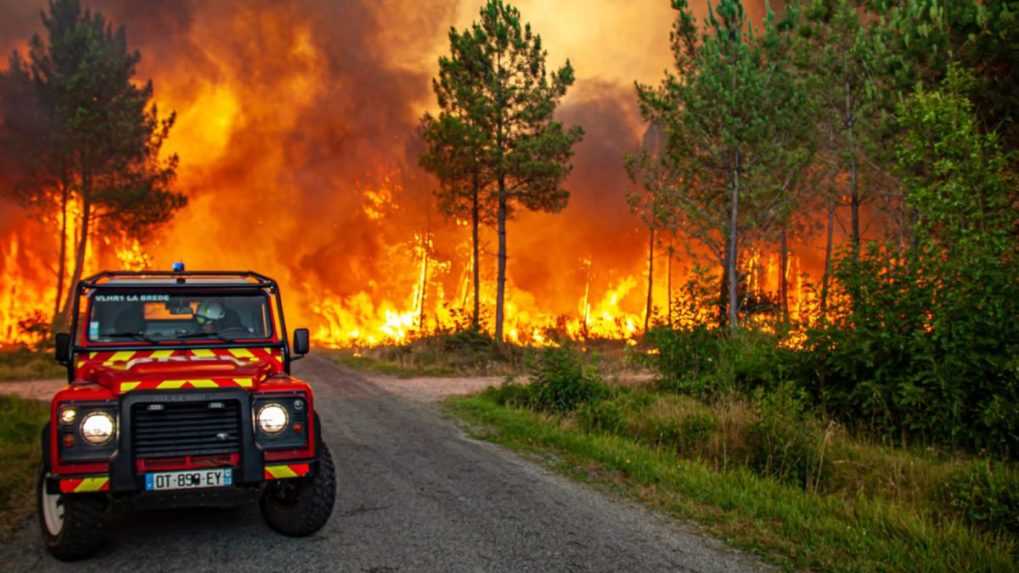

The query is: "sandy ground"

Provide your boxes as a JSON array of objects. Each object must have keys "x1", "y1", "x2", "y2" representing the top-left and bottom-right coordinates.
[
  {"x1": 368, "y1": 374, "x2": 508, "y2": 402},
  {"x1": 0, "y1": 378, "x2": 66, "y2": 400}
]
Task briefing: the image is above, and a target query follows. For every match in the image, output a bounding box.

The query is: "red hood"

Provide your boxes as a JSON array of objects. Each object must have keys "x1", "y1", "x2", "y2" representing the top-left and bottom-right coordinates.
[{"x1": 73, "y1": 346, "x2": 285, "y2": 395}]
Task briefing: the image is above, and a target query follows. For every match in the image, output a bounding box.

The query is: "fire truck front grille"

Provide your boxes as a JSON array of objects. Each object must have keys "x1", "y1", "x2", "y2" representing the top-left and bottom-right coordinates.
[{"x1": 132, "y1": 400, "x2": 242, "y2": 458}]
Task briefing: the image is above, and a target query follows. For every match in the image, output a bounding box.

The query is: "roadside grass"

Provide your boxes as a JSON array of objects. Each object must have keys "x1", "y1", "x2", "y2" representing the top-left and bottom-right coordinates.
[
  {"x1": 322, "y1": 349, "x2": 456, "y2": 378},
  {"x1": 448, "y1": 393, "x2": 1017, "y2": 572},
  {"x1": 0, "y1": 395, "x2": 47, "y2": 537},
  {"x1": 322, "y1": 330, "x2": 525, "y2": 377},
  {"x1": 0, "y1": 349, "x2": 65, "y2": 382},
  {"x1": 322, "y1": 332, "x2": 645, "y2": 380}
]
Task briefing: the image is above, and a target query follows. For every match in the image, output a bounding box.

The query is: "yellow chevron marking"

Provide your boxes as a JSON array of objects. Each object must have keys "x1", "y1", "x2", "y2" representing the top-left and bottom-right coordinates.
[
  {"x1": 266, "y1": 465, "x2": 299, "y2": 479},
  {"x1": 120, "y1": 382, "x2": 141, "y2": 393},
  {"x1": 74, "y1": 477, "x2": 108, "y2": 493},
  {"x1": 191, "y1": 349, "x2": 215, "y2": 359},
  {"x1": 89, "y1": 352, "x2": 98, "y2": 359},
  {"x1": 104, "y1": 351, "x2": 135, "y2": 365},
  {"x1": 187, "y1": 379, "x2": 219, "y2": 389},
  {"x1": 235, "y1": 377, "x2": 253, "y2": 388},
  {"x1": 150, "y1": 350, "x2": 174, "y2": 360},
  {"x1": 77, "y1": 361, "x2": 86, "y2": 369},
  {"x1": 156, "y1": 380, "x2": 188, "y2": 390},
  {"x1": 229, "y1": 348, "x2": 255, "y2": 360}
]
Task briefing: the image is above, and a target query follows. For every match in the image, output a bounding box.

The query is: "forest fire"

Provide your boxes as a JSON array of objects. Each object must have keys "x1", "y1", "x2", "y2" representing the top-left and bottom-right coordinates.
[{"x1": 0, "y1": 0, "x2": 819, "y2": 350}]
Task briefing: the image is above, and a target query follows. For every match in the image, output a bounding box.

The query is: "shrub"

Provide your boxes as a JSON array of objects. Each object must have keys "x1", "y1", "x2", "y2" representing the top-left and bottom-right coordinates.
[
  {"x1": 527, "y1": 346, "x2": 608, "y2": 413},
  {"x1": 0, "y1": 349, "x2": 66, "y2": 382},
  {"x1": 938, "y1": 462, "x2": 1019, "y2": 538},
  {"x1": 747, "y1": 382, "x2": 829, "y2": 489},
  {"x1": 642, "y1": 326, "x2": 721, "y2": 397},
  {"x1": 577, "y1": 399, "x2": 627, "y2": 435},
  {"x1": 645, "y1": 327, "x2": 796, "y2": 399},
  {"x1": 482, "y1": 379, "x2": 534, "y2": 409},
  {"x1": 678, "y1": 413, "x2": 719, "y2": 453}
]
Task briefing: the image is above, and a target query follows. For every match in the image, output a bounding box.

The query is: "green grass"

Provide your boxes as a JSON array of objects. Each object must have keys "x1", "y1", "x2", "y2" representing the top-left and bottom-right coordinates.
[
  {"x1": 0, "y1": 395, "x2": 47, "y2": 537},
  {"x1": 0, "y1": 349, "x2": 66, "y2": 382},
  {"x1": 321, "y1": 330, "x2": 527, "y2": 378},
  {"x1": 448, "y1": 395, "x2": 1017, "y2": 572},
  {"x1": 323, "y1": 349, "x2": 460, "y2": 378}
]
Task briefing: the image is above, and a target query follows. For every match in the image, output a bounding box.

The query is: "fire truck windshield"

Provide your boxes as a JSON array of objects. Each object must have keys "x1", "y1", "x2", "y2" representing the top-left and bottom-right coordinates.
[{"x1": 87, "y1": 292, "x2": 273, "y2": 342}]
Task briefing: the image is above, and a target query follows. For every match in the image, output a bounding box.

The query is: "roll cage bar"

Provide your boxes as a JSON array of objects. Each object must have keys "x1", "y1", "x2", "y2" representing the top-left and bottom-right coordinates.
[{"x1": 81, "y1": 270, "x2": 277, "y2": 288}]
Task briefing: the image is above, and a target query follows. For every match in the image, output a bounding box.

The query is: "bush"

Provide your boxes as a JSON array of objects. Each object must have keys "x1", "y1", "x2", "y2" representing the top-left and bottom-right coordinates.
[
  {"x1": 482, "y1": 379, "x2": 534, "y2": 409},
  {"x1": 0, "y1": 395, "x2": 48, "y2": 535},
  {"x1": 642, "y1": 326, "x2": 721, "y2": 397},
  {"x1": 747, "y1": 383, "x2": 829, "y2": 489},
  {"x1": 645, "y1": 327, "x2": 796, "y2": 399},
  {"x1": 527, "y1": 346, "x2": 608, "y2": 413},
  {"x1": 678, "y1": 413, "x2": 719, "y2": 453},
  {"x1": 0, "y1": 349, "x2": 66, "y2": 382},
  {"x1": 938, "y1": 462, "x2": 1019, "y2": 538},
  {"x1": 577, "y1": 399, "x2": 627, "y2": 435}
]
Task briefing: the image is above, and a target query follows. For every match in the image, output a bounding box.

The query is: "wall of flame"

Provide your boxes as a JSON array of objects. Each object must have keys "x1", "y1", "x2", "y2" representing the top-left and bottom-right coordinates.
[{"x1": 1, "y1": 0, "x2": 825, "y2": 349}]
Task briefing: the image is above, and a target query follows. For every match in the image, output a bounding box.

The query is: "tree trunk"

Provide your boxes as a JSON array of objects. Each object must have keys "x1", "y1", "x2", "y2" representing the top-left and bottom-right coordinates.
[
  {"x1": 52, "y1": 183, "x2": 70, "y2": 331},
  {"x1": 644, "y1": 226, "x2": 655, "y2": 334},
  {"x1": 779, "y1": 226, "x2": 789, "y2": 324},
  {"x1": 718, "y1": 252, "x2": 729, "y2": 329},
  {"x1": 727, "y1": 152, "x2": 741, "y2": 330},
  {"x1": 845, "y1": 77, "x2": 861, "y2": 262},
  {"x1": 820, "y1": 200, "x2": 835, "y2": 317},
  {"x1": 494, "y1": 174, "x2": 508, "y2": 343},
  {"x1": 471, "y1": 173, "x2": 481, "y2": 330},
  {"x1": 418, "y1": 230, "x2": 430, "y2": 331},
  {"x1": 494, "y1": 48, "x2": 507, "y2": 343},
  {"x1": 849, "y1": 155, "x2": 861, "y2": 261},
  {"x1": 666, "y1": 245, "x2": 673, "y2": 329},
  {"x1": 60, "y1": 192, "x2": 91, "y2": 325}
]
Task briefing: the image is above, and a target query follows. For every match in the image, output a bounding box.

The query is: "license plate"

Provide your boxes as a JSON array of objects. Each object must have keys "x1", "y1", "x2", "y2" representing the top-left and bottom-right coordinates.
[{"x1": 145, "y1": 468, "x2": 232, "y2": 491}]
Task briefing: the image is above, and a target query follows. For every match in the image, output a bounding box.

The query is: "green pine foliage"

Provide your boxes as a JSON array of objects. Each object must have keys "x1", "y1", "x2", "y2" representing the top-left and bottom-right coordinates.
[
  {"x1": 0, "y1": 0, "x2": 185, "y2": 326},
  {"x1": 419, "y1": 0, "x2": 584, "y2": 342},
  {"x1": 635, "y1": 0, "x2": 812, "y2": 327}
]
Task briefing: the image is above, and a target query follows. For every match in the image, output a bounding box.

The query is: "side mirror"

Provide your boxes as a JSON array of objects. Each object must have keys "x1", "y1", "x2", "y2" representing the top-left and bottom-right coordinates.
[
  {"x1": 292, "y1": 328, "x2": 310, "y2": 359},
  {"x1": 54, "y1": 333, "x2": 71, "y2": 366}
]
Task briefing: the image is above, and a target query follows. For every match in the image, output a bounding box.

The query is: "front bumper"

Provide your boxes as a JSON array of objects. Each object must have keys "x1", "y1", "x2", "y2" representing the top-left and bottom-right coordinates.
[{"x1": 50, "y1": 388, "x2": 314, "y2": 495}]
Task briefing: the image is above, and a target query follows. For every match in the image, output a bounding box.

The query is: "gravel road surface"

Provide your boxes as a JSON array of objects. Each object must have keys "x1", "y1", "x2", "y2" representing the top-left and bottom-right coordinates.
[{"x1": 1, "y1": 355, "x2": 766, "y2": 572}]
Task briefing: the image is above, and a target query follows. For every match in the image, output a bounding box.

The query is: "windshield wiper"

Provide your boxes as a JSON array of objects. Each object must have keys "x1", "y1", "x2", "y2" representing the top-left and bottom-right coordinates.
[
  {"x1": 103, "y1": 331, "x2": 160, "y2": 344},
  {"x1": 176, "y1": 331, "x2": 236, "y2": 341}
]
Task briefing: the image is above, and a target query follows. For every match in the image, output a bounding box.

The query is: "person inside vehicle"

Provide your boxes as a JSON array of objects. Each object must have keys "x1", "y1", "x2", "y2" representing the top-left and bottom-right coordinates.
[{"x1": 194, "y1": 300, "x2": 244, "y2": 334}]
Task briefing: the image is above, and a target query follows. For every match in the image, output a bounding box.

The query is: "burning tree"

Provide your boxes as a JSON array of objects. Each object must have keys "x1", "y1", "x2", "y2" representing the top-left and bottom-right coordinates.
[
  {"x1": 635, "y1": 0, "x2": 809, "y2": 329},
  {"x1": 0, "y1": 0, "x2": 185, "y2": 329},
  {"x1": 625, "y1": 121, "x2": 677, "y2": 333},
  {"x1": 421, "y1": 0, "x2": 584, "y2": 343},
  {"x1": 419, "y1": 52, "x2": 495, "y2": 331}
]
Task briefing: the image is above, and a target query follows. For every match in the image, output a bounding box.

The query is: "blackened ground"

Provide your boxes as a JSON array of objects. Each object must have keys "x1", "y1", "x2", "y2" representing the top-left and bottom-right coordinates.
[{"x1": 0, "y1": 355, "x2": 767, "y2": 572}]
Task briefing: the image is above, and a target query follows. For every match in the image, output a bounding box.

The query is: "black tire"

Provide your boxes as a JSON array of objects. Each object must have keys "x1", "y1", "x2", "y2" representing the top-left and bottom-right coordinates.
[
  {"x1": 260, "y1": 442, "x2": 336, "y2": 537},
  {"x1": 37, "y1": 465, "x2": 109, "y2": 561}
]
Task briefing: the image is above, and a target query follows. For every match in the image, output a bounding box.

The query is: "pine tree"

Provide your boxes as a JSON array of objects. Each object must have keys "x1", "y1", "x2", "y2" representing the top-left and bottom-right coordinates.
[
  {"x1": 636, "y1": 0, "x2": 808, "y2": 329},
  {"x1": 2, "y1": 0, "x2": 185, "y2": 328},
  {"x1": 420, "y1": 102, "x2": 492, "y2": 330},
  {"x1": 797, "y1": 0, "x2": 886, "y2": 271},
  {"x1": 421, "y1": 0, "x2": 584, "y2": 342},
  {"x1": 626, "y1": 122, "x2": 676, "y2": 333}
]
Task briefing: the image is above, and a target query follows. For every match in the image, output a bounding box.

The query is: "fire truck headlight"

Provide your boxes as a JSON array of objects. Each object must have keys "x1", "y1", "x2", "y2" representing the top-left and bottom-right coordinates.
[
  {"x1": 257, "y1": 403, "x2": 289, "y2": 434},
  {"x1": 80, "y1": 411, "x2": 115, "y2": 445}
]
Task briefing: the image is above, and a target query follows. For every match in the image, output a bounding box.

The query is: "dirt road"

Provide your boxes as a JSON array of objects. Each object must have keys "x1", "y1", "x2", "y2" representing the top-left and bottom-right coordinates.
[{"x1": 1, "y1": 355, "x2": 766, "y2": 572}]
